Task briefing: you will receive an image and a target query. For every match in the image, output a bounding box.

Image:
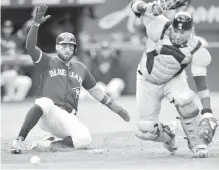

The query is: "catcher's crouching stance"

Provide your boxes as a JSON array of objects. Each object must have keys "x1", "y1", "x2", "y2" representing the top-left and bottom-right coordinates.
[
  {"x1": 131, "y1": 0, "x2": 218, "y2": 158},
  {"x1": 11, "y1": 5, "x2": 130, "y2": 154}
]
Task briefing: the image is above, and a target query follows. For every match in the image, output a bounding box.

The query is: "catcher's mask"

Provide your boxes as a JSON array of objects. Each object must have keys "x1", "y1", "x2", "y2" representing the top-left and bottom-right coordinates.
[{"x1": 170, "y1": 12, "x2": 193, "y2": 46}]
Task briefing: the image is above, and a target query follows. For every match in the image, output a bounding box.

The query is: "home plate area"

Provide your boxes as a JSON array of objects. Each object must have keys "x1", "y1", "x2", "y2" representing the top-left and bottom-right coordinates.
[
  {"x1": 1, "y1": 131, "x2": 219, "y2": 169},
  {"x1": 1, "y1": 95, "x2": 219, "y2": 169}
]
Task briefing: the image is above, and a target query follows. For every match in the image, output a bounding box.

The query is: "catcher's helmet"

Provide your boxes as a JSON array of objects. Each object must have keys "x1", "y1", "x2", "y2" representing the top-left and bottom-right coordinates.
[
  {"x1": 56, "y1": 32, "x2": 77, "y2": 54},
  {"x1": 172, "y1": 12, "x2": 193, "y2": 30}
]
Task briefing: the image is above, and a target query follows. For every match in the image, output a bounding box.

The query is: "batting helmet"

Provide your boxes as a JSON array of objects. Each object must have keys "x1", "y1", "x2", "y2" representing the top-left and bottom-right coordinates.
[
  {"x1": 56, "y1": 32, "x2": 77, "y2": 54},
  {"x1": 172, "y1": 12, "x2": 193, "y2": 30}
]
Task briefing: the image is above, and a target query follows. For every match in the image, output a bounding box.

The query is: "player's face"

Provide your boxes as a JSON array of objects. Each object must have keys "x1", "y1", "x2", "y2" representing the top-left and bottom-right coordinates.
[
  {"x1": 170, "y1": 27, "x2": 191, "y2": 45},
  {"x1": 56, "y1": 43, "x2": 75, "y2": 61}
]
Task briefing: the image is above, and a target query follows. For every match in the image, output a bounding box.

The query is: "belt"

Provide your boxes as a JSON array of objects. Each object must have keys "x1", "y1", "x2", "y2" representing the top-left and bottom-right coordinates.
[{"x1": 56, "y1": 105, "x2": 76, "y2": 115}]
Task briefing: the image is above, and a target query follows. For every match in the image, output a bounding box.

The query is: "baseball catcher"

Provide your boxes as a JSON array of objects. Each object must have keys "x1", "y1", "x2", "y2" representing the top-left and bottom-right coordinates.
[{"x1": 131, "y1": 0, "x2": 218, "y2": 158}]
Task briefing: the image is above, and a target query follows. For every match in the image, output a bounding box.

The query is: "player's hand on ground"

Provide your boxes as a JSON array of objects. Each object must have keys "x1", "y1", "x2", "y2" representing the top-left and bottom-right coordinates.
[
  {"x1": 107, "y1": 101, "x2": 130, "y2": 122},
  {"x1": 33, "y1": 5, "x2": 51, "y2": 25}
]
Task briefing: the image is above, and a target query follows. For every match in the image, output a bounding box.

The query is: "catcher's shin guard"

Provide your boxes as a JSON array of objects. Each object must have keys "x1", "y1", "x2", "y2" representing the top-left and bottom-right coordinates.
[
  {"x1": 179, "y1": 116, "x2": 208, "y2": 158},
  {"x1": 174, "y1": 90, "x2": 208, "y2": 158}
]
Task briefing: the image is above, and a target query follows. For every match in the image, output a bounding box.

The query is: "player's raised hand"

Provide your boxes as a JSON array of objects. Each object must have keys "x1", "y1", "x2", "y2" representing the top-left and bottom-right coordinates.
[
  {"x1": 107, "y1": 101, "x2": 130, "y2": 122},
  {"x1": 33, "y1": 5, "x2": 51, "y2": 25}
]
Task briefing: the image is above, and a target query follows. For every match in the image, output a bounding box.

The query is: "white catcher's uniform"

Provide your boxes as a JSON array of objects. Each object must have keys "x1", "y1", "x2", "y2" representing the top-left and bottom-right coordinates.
[{"x1": 135, "y1": 14, "x2": 211, "y2": 123}]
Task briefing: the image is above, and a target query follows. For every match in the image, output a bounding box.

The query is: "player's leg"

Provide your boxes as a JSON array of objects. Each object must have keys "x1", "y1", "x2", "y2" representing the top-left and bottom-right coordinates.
[
  {"x1": 59, "y1": 112, "x2": 91, "y2": 149},
  {"x1": 38, "y1": 105, "x2": 91, "y2": 149},
  {"x1": 11, "y1": 97, "x2": 54, "y2": 154},
  {"x1": 135, "y1": 74, "x2": 177, "y2": 154},
  {"x1": 106, "y1": 78, "x2": 125, "y2": 98},
  {"x1": 13, "y1": 75, "x2": 32, "y2": 102},
  {"x1": 164, "y1": 72, "x2": 208, "y2": 158},
  {"x1": 29, "y1": 133, "x2": 61, "y2": 151}
]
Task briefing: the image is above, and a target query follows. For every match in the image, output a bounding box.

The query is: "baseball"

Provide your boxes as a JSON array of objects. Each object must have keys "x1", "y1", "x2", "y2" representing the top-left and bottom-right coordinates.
[{"x1": 30, "y1": 156, "x2": 41, "y2": 165}]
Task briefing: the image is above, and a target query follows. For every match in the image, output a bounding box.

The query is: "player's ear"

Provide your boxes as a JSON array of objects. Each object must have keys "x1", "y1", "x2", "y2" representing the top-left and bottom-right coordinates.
[
  {"x1": 56, "y1": 44, "x2": 60, "y2": 52},
  {"x1": 74, "y1": 45, "x2": 77, "y2": 54}
]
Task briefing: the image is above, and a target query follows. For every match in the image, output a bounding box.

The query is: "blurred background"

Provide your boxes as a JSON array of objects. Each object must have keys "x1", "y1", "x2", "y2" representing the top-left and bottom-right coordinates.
[{"x1": 1, "y1": 0, "x2": 219, "y2": 102}]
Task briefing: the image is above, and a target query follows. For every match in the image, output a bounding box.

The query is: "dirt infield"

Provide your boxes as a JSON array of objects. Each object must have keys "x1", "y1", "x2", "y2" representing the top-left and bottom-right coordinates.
[{"x1": 1, "y1": 95, "x2": 219, "y2": 169}]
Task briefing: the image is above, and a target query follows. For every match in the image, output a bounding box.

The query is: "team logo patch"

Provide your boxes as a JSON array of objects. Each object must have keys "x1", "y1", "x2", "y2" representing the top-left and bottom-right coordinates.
[
  {"x1": 62, "y1": 33, "x2": 73, "y2": 42},
  {"x1": 72, "y1": 87, "x2": 80, "y2": 99}
]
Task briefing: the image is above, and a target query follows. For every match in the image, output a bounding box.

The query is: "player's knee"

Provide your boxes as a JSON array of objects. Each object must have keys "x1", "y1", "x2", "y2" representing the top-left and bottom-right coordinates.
[
  {"x1": 73, "y1": 134, "x2": 91, "y2": 149},
  {"x1": 175, "y1": 90, "x2": 195, "y2": 106},
  {"x1": 136, "y1": 121, "x2": 170, "y2": 142},
  {"x1": 174, "y1": 90, "x2": 199, "y2": 118},
  {"x1": 35, "y1": 97, "x2": 54, "y2": 115},
  {"x1": 137, "y1": 120, "x2": 157, "y2": 133}
]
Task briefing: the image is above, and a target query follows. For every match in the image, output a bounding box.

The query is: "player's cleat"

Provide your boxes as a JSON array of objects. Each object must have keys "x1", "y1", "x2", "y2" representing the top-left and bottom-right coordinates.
[
  {"x1": 162, "y1": 122, "x2": 178, "y2": 154},
  {"x1": 11, "y1": 138, "x2": 24, "y2": 154},
  {"x1": 184, "y1": 137, "x2": 208, "y2": 158},
  {"x1": 163, "y1": 135, "x2": 178, "y2": 155},
  {"x1": 30, "y1": 134, "x2": 59, "y2": 150},
  {"x1": 191, "y1": 145, "x2": 208, "y2": 158}
]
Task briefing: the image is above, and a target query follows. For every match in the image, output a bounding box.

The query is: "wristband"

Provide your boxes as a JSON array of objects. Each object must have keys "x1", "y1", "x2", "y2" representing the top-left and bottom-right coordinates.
[
  {"x1": 106, "y1": 98, "x2": 114, "y2": 107},
  {"x1": 201, "y1": 108, "x2": 212, "y2": 115},
  {"x1": 100, "y1": 94, "x2": 114, "y2": 106}
]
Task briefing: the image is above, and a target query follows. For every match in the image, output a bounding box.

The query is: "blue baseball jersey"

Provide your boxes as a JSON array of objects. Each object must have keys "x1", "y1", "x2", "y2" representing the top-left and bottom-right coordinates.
[{"x1": 35, "y1": 52, "x2": 96, "y2": 112}]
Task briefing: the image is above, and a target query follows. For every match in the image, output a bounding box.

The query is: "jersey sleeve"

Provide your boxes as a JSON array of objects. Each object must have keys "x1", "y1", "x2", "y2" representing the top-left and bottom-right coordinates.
[
  {"x1": 191, "y1": 48, "x2": 212, "y2": 76},
  {"x1": 33, "y1": 50, "x2": 51, "y2": 71},
  {"x1": 82, "y1": 67, "x2": 96, "y2": 90},
  {"x1": 145, "y1": 15, "x2": 169, "y2": 42},
  {"x1": 131, "y1": 0, "x2": 169, "y2": 42}
]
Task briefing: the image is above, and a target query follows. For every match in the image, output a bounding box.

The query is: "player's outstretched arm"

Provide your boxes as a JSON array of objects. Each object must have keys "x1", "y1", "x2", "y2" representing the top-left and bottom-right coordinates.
[
  {"x1": 89, "y1": 86, "x2": 130, "y2": 122},
  {"x1": 82, "y1": 67, "x2": 130, "y2": 122},
  {"x1": 191, "y1": 47, "x2": 218, "y2": 144},
  {"x1": 191, "y1": 48, "x2": 212, "y2": 113},
  {"x1": 26, "y1": 4, "x2": 50, "y2": 62}
]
